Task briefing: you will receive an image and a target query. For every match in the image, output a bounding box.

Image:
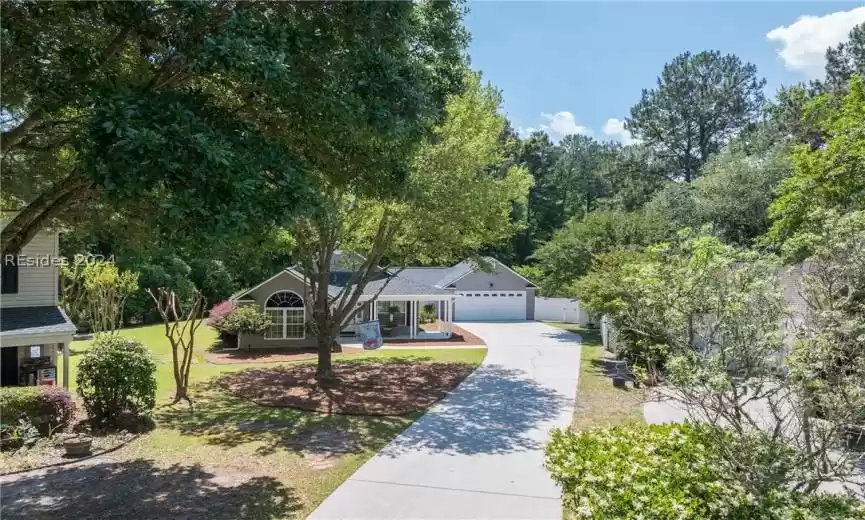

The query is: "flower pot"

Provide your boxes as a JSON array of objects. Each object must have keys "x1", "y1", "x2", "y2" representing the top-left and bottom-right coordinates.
[{"x1": 64, "y1": 437, "x2": 92, "y2": 457}]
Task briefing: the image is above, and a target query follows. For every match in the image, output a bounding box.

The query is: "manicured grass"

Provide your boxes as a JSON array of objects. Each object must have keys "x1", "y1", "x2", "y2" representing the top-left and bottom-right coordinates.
[
  {"x1": 32, "y1": 324, "x2": 487, "y2": 519},
  {"x1": 546, "y1": 322, "x2": 644, "y2": 431}
]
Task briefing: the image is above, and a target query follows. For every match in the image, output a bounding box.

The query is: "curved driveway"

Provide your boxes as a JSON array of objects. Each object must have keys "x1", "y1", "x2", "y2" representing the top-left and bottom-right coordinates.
[{"x1": 308, "y1": 321, "x2": 582, "y2": 520}]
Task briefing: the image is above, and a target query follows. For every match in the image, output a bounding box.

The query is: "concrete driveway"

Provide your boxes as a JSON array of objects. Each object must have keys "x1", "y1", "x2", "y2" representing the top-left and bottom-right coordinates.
[{"x1": 308, "y1": 321, "x2": 582, "y2": 520}]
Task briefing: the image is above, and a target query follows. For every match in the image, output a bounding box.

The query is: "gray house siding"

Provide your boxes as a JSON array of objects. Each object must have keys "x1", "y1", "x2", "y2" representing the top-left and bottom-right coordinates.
[
  {"x1": 525, "y1": 287, "x2": 536, "y2": 320},
  {"x1": 451, "y1": 264, "x2": 531, "y2": 292},
  {"x1": 237, "y1": 271, "x2": 317, "y2": 349}
]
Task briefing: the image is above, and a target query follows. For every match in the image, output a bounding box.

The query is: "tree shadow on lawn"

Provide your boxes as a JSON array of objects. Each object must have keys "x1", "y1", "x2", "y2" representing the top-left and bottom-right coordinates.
[
  {"x1": 379, "y1": 363, "x2": 570, "y2": 457},
  {"x1": 538, "y1": 327, "x2": 602, "y2": 347},
  {"x1": 588, "y1": 357, "x2": 634, "y2": 387},
  {"x1": 156, "y1": 378, "x2": 412, "y2": 458},
  {"x1": 0, "y1": 458, "x2": 300, "y2": 520}
]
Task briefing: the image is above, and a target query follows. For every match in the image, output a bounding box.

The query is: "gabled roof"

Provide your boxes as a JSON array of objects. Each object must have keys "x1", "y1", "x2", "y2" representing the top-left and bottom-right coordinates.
[
  {"x1": 0, "y1": 306, "x2": 77, "y2": 337},
  {"x1": 434, "y1": 257, "x2": 536, "y2": 288},
  {"x1": 435, "y1": 262, "x2": 475, "y2": 288},
  {"x1": 231, "y1": 256, "x2": 534, "y2": 301}
]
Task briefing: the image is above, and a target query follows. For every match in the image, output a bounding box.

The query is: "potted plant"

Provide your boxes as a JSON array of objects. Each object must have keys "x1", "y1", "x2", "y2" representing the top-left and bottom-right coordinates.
[
  {"x1": 63, "y1": 434, "x2": 93, "y2": 457},
  {"x1": 387, "y1": 305, "x2": 401, "y2": 323}
]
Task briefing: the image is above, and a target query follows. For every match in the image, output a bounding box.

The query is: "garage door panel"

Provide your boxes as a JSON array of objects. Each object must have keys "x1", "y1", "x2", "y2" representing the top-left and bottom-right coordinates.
[{"x1": 455, "y1": 291, "x2": 526, "y2": 321}]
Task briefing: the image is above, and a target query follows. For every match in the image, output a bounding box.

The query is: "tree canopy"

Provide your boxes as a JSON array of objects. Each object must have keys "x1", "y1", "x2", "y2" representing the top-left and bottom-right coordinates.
[
  {"x1": 1, "y1": 1, "x2": 468, "y2": 255},
  {"x1": 626, "y1": 50, "x2": 766, "y2": 182}
]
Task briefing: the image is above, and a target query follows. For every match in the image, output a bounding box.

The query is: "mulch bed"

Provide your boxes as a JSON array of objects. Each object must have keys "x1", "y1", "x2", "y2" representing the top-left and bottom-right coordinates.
[
  {"x1": 206, "y1": 346, "x2": 365, "y2": 365},
  {"x1": 384, "y1": 324, "x2": 485, "y2": 347},
  {"x1": 217, "y1": 362, "x2": 476, "y2": 416}
]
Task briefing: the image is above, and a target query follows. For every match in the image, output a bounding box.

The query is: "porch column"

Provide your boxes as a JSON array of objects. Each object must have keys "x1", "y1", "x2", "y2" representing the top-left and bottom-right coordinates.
[
  {"x1": 61, "y1": 342, "x2": 69, "y2": 389},
  {"x1": 444, "y1": 299, "x2": 451, "y2": 336},
  {"x1": 448, "y1": 298, "x2": 454, "y2": 335},
  {"x1": 411, "y1": 300, "x2": 417, "y2": 339}
]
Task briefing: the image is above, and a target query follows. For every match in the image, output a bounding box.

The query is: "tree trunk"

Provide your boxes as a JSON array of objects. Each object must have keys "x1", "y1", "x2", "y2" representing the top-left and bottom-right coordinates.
[
  {"x1": 316, "y1": 334, "x2": 334, "y2": 381},
  {"x1": 0, "y1": 173, "x2": 91, "y2": 256}
]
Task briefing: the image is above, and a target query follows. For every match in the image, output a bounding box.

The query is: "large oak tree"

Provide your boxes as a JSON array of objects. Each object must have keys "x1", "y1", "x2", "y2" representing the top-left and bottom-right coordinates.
[{"x1": 1, "y1": 2, "x2": 465, "y2": 256}]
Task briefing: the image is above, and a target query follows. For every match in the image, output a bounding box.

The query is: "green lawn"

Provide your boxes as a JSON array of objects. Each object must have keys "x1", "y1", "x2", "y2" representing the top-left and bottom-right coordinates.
[
  {"x1": 43, "y1": 324, "x2": 487, "y2": 519},
  {"x1": 545, "y1": 322, "x2": 644, "y2": 431},
  {"x1": 546, "y1": 322, "x2": 645, "y2": 520}
]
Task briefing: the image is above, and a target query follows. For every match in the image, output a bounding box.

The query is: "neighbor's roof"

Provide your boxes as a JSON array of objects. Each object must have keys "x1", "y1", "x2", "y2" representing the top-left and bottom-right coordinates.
[{"x1": 0, "y1": 306, "x2": 77, "y2": 337}]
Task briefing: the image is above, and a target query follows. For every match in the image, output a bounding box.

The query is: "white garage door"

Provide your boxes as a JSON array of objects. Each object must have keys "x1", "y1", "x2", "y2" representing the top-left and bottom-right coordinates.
[{"x1": 455, "y1": 291, "x2": 526, "y2": 321}]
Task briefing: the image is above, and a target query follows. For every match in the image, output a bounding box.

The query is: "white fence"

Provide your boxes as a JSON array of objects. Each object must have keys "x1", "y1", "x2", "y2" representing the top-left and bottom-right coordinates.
[{"x1": 534, "y1": 297, "x2": 590, "y2": 325}]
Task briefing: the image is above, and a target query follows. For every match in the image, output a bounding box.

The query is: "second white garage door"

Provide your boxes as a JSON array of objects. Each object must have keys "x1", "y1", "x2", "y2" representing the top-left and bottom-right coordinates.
[{"x1": 454, "y1": 291, "x2": 526, "y2": 321}]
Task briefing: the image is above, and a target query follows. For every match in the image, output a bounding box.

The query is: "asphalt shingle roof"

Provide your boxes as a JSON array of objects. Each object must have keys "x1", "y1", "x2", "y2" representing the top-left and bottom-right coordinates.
[
  {"x1": 397, "y1": 267, "x2": 452, "y2": 287},
  {"x1": 434, "y1": 261, "x2": 475, "y2": 287},
  {"x1": 0, "y1": 306, "x2": 77, "y2": 336},
  {"x1": 327, "y1": 270, "x2": 451, "y2": 297}
]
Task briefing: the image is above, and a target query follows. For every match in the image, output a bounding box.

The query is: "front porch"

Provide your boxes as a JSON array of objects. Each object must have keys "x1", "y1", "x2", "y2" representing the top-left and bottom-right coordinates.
[{"x1": 342, "y1": 295, "x2": 454, "y2": 341}]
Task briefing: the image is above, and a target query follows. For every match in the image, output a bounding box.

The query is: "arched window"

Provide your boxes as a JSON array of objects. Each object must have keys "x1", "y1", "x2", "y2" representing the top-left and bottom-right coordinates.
[{"x1": 264, "y1": 291, "x2": 305, "y2": 339}]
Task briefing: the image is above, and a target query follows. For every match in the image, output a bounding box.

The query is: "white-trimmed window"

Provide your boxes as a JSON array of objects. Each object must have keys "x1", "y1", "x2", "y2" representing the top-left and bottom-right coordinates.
[{"x1": 264, "y1": 291, "x2": 305, "y2": 339}]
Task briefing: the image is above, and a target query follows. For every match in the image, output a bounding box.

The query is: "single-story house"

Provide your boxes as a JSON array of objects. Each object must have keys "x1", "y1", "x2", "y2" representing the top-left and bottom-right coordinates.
[{"x1": 230, "y1": 255, "x2": 536, "y2": 349}]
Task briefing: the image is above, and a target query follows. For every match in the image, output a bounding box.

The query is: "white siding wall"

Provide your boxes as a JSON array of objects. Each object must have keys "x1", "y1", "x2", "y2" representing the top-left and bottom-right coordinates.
[{"x1": 1, "y1": 230, "x2": 59, "y2": 308}]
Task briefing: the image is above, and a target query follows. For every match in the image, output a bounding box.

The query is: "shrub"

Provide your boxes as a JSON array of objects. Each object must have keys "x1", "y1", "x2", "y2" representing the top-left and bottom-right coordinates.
[
  {"x1": 36, "y1": 387, "x2": 76, "y2": 433},
  {"x1": 545, "y1": 422, "x2": 864, "y2": 519},
  {"x1": 207, "y1": 300, "x2": 237, "y2": 331},
  {"x1": 0, "y1": 386, "x2": 76, "y2": 435},
  {"x1": 0, "y1": 387, "x2": 41, "y2": 426},
  {"x1": 0, "y1": 419, "x2": 40, "y2": 451},
  {"x1": 219, "y1": 306, "x2": 272, "y2": 336},
  {"x1": 76, "y1": 335, "x2": 157, "y2": 427},
  {"x1": 420, "y1": 303, "x2": 437, "y2": 324}
]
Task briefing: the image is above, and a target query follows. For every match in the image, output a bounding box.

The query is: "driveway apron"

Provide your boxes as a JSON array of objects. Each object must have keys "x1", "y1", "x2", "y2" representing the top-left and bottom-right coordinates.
[{"x1": 308, "y1": 321, "x2": 582, "y2": 520}]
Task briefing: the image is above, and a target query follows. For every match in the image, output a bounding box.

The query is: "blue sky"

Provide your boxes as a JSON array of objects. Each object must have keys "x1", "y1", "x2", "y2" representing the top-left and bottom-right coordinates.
[{"x1": 464, "y1": 2, "x2": 865, "y2": 143}]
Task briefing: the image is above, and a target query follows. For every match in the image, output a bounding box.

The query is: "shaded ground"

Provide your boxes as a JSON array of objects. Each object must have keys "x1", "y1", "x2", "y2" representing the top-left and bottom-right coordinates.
[
  {"x1": 207, "y1": 346, "x2": 365, "y2": 365},
  {"x1": 0, "y1": 431, "x2": 135, "y2": 475},
  {"x1": 0, "y1": 457, "x2": 300, "y2": 520},
  {"x1": 219, "y1": 361, "x2": 476, "y2": 415},
  {"x1": 5, "y1": 321, "x2": 487, "y2": 519}
]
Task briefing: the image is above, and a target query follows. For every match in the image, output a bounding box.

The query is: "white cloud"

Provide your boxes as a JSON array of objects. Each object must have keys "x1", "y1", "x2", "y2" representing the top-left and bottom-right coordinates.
[
  {"x1": 602, "y1": 118, "x2": 640, "y2": 145},
  {"x1": 767, "y1": 7, "x2": 865, "y2": 79},
  {"x1": 540, "y1": 111, "x2": 592, "y2": 141},
  {"x1": 516, "y1": 126, "x2": 537, "y2": 138}
]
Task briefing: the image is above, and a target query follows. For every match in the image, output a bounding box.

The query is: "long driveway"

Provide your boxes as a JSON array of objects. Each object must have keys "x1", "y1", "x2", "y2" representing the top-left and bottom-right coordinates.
[{"x1": 308, "y1": 321, "x2": 582, "y2": 520}]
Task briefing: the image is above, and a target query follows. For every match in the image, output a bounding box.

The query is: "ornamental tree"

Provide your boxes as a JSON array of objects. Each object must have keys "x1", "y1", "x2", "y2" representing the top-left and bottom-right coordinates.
[{"x1": 293, "y1": 73, "x2": 532, "y2": 380}]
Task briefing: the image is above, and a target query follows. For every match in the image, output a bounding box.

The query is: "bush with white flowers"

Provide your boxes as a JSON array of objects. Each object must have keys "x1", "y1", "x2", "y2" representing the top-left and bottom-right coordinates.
[{"x1": 545, "y1": 422, "x2": 864, "y2": 520}]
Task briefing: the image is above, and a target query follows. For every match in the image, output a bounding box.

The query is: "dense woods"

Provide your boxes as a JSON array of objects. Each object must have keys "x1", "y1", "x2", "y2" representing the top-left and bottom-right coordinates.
[{"x1": 494, "y1": 24, "x2": 865, "y2": 298}]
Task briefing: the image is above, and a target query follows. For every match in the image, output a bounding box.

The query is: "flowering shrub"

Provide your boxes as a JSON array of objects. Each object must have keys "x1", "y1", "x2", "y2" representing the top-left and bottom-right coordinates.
[
  {"x1": 34, "y1": 387, "x2": 76, "y2": 433},
  {"x1": 220, "y1": 306, "x2": 272, "y2": 336},
  {"x1": 77, "y1": 335, "x2": 157, "y2": 427},
  {"x1": 545, "y1": 422, "x2": 864, "y2": 519},
  {"x1": 207, "y1": 300, "x2": 237, "y2": 331}
]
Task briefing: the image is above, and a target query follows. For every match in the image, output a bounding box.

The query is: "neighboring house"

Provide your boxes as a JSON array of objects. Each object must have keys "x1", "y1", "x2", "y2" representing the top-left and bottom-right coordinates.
[
  {"x1": 230, "y1": 255, "x2": 537, "y2": 349},
  {"x1": 0, "y1": 220, "x2": 76, "y2": 388}
]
